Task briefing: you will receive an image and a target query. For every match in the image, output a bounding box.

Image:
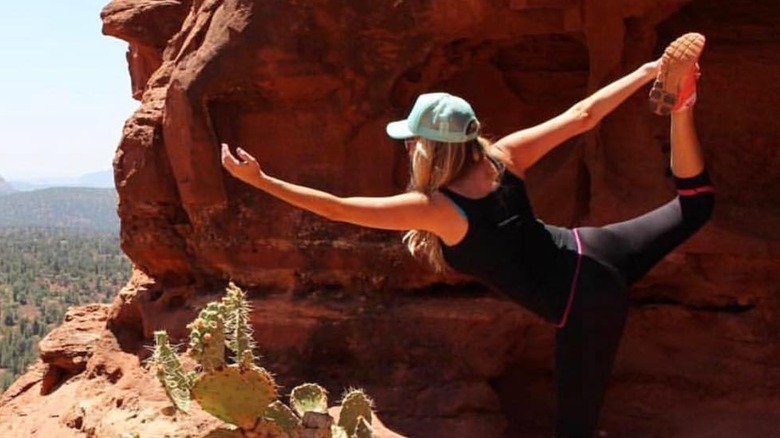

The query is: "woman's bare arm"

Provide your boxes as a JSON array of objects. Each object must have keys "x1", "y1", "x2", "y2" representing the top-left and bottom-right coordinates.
[
  {"x1": 221, "y1": 144, "x2": 464, "y2": 238},
  {"x1": 492, "y1": 61, "x2": 660, "y2": 177}
]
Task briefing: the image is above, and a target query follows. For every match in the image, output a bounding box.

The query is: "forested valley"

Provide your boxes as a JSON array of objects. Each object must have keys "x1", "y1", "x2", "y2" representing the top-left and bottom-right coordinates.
[{"x1": 0, "y1": 188, "x2": 131, "y2": 392}]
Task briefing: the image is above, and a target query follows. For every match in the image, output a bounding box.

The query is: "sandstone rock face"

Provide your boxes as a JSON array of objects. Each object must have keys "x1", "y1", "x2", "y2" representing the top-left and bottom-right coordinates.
[
  {"x1": 2, "y1": 0, "x2": 779, "y2": 437},
  {"x1": 0, "y1": 303, "x2": 222, "y2": 437},
  {"x1": 104, "y1": 0, "x2": 703, "y2": 290}
]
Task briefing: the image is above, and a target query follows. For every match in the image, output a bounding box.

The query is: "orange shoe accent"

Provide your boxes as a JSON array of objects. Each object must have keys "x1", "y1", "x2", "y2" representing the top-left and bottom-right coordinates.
[
  {"x1": 649, "y1": 33, "x2": 706, "y2": 116},
  {"x1": 672, "y1": 63, "x2": 701, "y2": 112}
]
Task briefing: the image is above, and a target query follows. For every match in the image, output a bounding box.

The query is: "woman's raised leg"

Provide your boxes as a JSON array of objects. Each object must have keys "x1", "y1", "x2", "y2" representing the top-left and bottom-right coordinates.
[
  {"x1": 553, "y1": 33, "x2": 715, "y2": 437},
  {"x1": 577, "y1": 33, "x2": 715, "y2": 286}
]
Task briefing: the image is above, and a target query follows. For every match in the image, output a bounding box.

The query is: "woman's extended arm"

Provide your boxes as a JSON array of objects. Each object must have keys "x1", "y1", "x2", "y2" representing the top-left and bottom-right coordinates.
[
  {"x1": 492, "y1": 60, "x2": 660, "y2": 177},
  {"x1": 221, "y1": 144, "x2": 463, "y2": 237}
]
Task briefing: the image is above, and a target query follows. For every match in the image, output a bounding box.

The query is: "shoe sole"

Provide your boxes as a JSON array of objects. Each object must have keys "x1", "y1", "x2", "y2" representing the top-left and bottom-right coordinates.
[{"x1": 649, "y1": 33, "x2": 706, "y2": 115}]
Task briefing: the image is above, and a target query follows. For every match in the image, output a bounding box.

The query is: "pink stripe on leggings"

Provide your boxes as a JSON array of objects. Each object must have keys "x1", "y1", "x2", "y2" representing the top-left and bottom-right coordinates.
[
  {"x1": 677, "y1": 185, "x2": 715, "y2": 196},
  {"x1": 556, "y1": 228, "x2": 582, "y2": 329}
]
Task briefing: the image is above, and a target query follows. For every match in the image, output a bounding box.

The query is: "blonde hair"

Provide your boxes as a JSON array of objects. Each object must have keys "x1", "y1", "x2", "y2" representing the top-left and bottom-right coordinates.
[{"x1": 402, "y1": 135, "x2": 492, "y2": 272}]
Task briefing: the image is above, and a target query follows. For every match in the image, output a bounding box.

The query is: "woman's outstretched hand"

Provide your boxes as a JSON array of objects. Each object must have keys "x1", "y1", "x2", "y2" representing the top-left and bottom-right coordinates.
[
  {"x1": 644, "y1": 58, "x2": 662, "y2": 77},
  {"x1": 221, "y1": 143, "x2": 263, "y2": 186}
]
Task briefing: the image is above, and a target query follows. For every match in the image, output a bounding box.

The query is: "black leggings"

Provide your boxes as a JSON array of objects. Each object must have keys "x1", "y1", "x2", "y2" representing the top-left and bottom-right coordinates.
[{"x1": 554, "y1": 172, "x2": 715, "y2": 437}]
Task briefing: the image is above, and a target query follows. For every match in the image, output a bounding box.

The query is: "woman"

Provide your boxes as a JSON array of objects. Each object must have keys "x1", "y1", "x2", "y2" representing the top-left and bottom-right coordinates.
[{"x1": 222, "y1": 33, "x2": 713, "y2": 437}]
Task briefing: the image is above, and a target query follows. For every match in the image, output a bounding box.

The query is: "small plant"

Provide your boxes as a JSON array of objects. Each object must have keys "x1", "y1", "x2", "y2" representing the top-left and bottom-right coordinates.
[{"x1": 152, "y1": 282, "x2": 377, "y2": 438}]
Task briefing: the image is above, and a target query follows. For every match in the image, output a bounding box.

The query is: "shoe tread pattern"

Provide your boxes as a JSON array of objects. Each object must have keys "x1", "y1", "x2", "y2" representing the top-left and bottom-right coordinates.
[{"x1": 649, "y1": 33, "x2": 705, "y2": 115}]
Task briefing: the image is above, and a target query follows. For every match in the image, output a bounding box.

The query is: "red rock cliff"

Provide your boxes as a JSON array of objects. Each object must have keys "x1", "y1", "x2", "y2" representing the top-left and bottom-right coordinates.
[{"x1": 1, "y1": 0, "x2": 779, "y2": 437}]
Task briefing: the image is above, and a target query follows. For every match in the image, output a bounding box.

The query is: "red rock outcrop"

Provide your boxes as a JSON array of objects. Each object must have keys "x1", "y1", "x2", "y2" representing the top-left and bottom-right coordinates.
[{"x1": 2, "y1": 0, "x2": 780, "y2": 437}]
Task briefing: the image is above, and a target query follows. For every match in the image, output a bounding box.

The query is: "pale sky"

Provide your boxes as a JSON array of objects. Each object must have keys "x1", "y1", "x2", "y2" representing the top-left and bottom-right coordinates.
[{"x1": 0, "y1": 0, "x2": 138, "y2": 181}]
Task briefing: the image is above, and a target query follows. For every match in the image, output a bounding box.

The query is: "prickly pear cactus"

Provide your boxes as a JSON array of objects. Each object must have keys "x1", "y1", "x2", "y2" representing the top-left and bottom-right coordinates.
[
  {"x1": 353, "y1": 417, "x2": 374, "y2": 438},
  {"x1": 152, "y1": 330, "x2": 193, "y2": 412},
  {"x1": 153, "y1": 283, "x2": 381, "y2": 438},
  {"x1": 337, "y1": 389, "x2": 373, "y2": 436},
  {"x1": 223, "y1": 282, "x2": 256, "y2": 367},
  {"x1": 291, "y1": 383, "x2": 329, "y2": 417},
  {"x1": 265, "y1": 401, "x2": 302, "y2": 438},
  {"x1": 153, "y1": 282, "x2": 277, "y2": 429},
  {"x1": 187, "y1": 301, "x2": 226, "y2": 372},
  {"x1": 191, "y1": 365, "x2": 278, "y2": 430}
]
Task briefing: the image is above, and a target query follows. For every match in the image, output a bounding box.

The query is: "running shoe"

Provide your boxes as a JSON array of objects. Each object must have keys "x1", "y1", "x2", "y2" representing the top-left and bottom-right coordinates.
[{"x1": 649, "y1": 32, "x2": 706, "y2": 115}]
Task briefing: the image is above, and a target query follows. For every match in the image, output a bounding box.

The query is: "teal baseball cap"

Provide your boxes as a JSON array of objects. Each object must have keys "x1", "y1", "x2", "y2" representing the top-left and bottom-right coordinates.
[{"x1": 386, "y1": 92, "x2": 480, "y2": 143}]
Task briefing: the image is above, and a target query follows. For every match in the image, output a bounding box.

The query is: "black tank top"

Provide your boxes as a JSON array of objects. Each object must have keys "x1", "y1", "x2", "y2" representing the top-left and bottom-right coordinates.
[{"x1": 439, "y1": 165, "x2": 579, "y2": 324}]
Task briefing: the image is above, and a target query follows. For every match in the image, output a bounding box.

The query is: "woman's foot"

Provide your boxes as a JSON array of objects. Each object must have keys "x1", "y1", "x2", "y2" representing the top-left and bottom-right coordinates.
[{"x1": 649, "y1": 32, "x2": 706, "y2": 115}]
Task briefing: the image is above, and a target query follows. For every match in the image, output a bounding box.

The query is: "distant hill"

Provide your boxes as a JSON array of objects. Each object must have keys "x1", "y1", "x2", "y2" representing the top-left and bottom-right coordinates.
[
  {"x1": 76, "y1": 170, "x2": 114, "y2": 188},
  {"x1": 0, "y1": 187, "x2": 119, "y2": 231},
  {"x1": 8, "y1": 169, "x2": 114, "y2": 191},
  {"x1": 0, "y1": 175, "x2": 15, "y2": 195}
]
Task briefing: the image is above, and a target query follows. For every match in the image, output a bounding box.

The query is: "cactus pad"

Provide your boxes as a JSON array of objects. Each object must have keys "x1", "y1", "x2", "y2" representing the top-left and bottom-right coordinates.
[
  {"x1": 337, "y1": 389, "x2": 373, "y2": 436},
  {"x1": 152, "y1": 330, "x2": 192, "y2": 412},
  {"x1": 290, "y1": 383, "x2": 329, "y2": 417},
  {"x1": 223, "y1": 282, "x2": 257, "y2": 366},
  {"x1": 354, "y1": 416, "x2": 375, "y2": 438},
  {"x1": 265, "y1": 401, "x2": 302, "y2": 438},
  {"x1": 191, "y1": 364, "x2": 278, "y2": 430},
  {"x1": 187, "y1": 302, "x2": 226, "y2": 371}
]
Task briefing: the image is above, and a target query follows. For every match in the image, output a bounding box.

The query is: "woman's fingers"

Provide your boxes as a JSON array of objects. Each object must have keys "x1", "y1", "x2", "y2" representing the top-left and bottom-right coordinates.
[
  {"x1": 236, "y1": 147, "x2": 257, "y2": 163},
  {"x1": 221, "y1": 143, "x2": 239, "y2": 164},
  {"x1": 221, "y1": 143, "x2": 253, "y2": 171},
  {"x1": 221, "y1": 143, "x2": 262, "y2": 185},
  {"x1": 221, "y1": 143, "x2": 257, "y2": 164}
]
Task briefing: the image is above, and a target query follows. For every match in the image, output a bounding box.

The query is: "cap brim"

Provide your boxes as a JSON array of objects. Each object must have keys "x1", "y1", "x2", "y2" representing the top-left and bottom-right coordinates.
[{"x1": 386, "y1": 120, "x2": 414, "y2": 140}]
